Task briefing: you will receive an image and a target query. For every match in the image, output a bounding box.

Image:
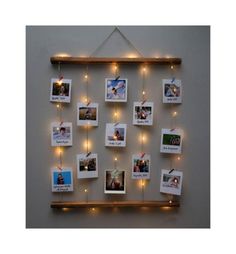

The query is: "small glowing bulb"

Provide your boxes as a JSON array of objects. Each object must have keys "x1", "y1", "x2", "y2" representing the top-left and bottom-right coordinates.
[
  {"x1": 142, "y1": 136, "x2": 145, "y2": 142},
  {"x1": 85, "y1": 165, "x2": 88, "y2": 170},
  {"x1": 56, "y1": 104, "x2": 60, "y2": 108},
  {"x1": 143, "y1": 67, "x2": 146, "y2": 72},
  {"x1": 170, "y1": 65, "x2": 174, "y2": 70},
  {"x1": 84, "y1": 74, "x2": 88, "y2": 79},
  {"x1": 92, "y1": 208, "x2": 95, "y2": 211},
  {"x1": 57, "y1": 80, "x2": 63, "y2": 85},
  {"x1": 177, "y1": 156, "x2": 181, "y2": 161},
  {"x1": 84, "y1": 189, "x2": 88, "y2": 193},
  {"x1": 114, "y1": 112, "x2": 118, "y2": 117},
  {"x1": 114, "y1": 157, "x2": 118, "y2": 161},
  {"x1": 173, "y1": 111, "x2": 177, "y2": 117},
  {"x1": 113, "y1": 135, "x2": 117, "y2": 140},
  {"x1": 169, "y1": 200, "x2": 172, "y2": 204},
  {"x1": 142, "y1": 91, "x2": 146, "y2": 95},
  {"x1": 56, "y1": 127, "x2": 60, "y2": 131},
  {"x1": 114, "y1": 65, "x2": 118, "y2": 71},
  {"x1": 174, "y1": 179, "x2": 178, "y2": 183},
  {"x1": 142, "y1": 182, "x2": 145, "y2": 187}
]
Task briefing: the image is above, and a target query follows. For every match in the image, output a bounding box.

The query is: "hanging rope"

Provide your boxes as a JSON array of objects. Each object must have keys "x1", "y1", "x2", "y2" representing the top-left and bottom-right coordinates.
[{"x1": 89, "y1": 26, "x2": 144, "y2": 57}]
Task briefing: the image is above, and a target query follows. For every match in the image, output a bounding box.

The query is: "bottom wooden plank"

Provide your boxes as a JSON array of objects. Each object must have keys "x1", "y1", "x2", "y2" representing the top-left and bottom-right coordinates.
[{"x1": 51, "y1": 200, "x2": 180, "y2": 208}]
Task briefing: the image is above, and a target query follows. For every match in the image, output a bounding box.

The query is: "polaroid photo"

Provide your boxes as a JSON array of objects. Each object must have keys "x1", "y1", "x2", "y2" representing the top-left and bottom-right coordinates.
[
  {"x1": 51, "y1": 168, "x2": 73, "y2": 192},
  {"x1": 104, "y1": 169, "x2": 126, "y2": 194},
  {"x1": 133, "y1": 101, "x2": 154, "y2": 125},
  {"x1": 50, "y1": 78, "x2": 72, "y2": 103},
  {"x1": 105, "y1": 123, "x2": 127, "y2": 147},
  {"x1": 162, "y1": 79, "x2": 182, "y2": 103},
  {"x1": 51, "y1": 122, "x2": 73, "y2": 147},
  {"x1": 77, "y1": 103, "x2": 98, "y2": 126},
  {"x1": 160, "y1": 169, "x2": 183, "y2": 195},
  {"x1": 132, "y1": 154, "x2": 151, "y2": 179},
  {"x1": 105, "y1": 78, "x2": 128, "y2": 102},
  {"x1": 77, "y1": 153, "x2": 98, "y2": 179},
  {"x1": 160, "y1": 128, "x2": 183, "y2": 154}
]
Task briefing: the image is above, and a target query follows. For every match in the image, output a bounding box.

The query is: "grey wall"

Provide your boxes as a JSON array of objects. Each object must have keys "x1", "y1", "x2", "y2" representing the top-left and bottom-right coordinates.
[{"x1": 26, "y1": 26, "x2": 210, "y2": 228}]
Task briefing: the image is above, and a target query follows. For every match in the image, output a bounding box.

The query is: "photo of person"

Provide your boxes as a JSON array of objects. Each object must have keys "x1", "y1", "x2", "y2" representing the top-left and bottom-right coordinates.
[
  {"x1": 133, "y1": 102, "x2": 154, "y2": 125},
  {"x1": 51, "y1": 168, "x2": 73, "y2": 192},
  {"x1": 77, "y1": 153, "x2": 98, "y2": 179},
  {"x1": 77, "y1": 103, "x2": 98, "y2": 126},
  {"x1": 50, "y1": 78, "x2": 72, "y2": 103},
  {"x1": 105, "y1": 123, "x2": 127, "y2": 147},
  {"x1": 132, "y1": 154, "x2": 151, "y2": 179},
  {"x1": 162, "y1": 79, "x2": 182, "y2": 103},
  {"x1": 51, "y1": 122, "x2": 73, "y2": 146},
  {"x1": 105, "y1": 78, "x2": 128, "y2": 102},
  {"x1": 160, "y1": 169, "x2": 183, "y2": 195},
  {"x1": 104, "y1": 169, "x2": 126, "y2": 194},
  {"x1": 160, "y1": 128, "x2": 183, "y2": 154}
]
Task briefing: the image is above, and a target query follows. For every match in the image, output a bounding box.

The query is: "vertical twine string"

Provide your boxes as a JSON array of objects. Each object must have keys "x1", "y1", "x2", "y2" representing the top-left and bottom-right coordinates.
[
  {"x1": 58, "y1": 62, "x2": 63, "y2": 201},
  {"x1": 85, "y1": 65, "x2": 89, "y2": 154},
  {"x1": 170, "y1": 64, "x2": 176, "y2": 173},
  {"x1": 113, "y1": 64, "x2": 119, "y2": 166}
]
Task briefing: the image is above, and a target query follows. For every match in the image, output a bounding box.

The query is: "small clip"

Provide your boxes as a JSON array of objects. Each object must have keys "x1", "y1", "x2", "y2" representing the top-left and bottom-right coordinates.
[
  {"x1": 114, "y1": 122, "x2": 119, "y2": 126},
  {"x1": 86, "y1": 100, "x2": 91, "y2": 106},
  {"x1": 171, "y1": 77, "x2": 175, "y2": 83},
  {"x1": 60, "y1": 121, "x2": 64, "y2": 126},
  {"x1": 57, "y1": 166, "x2": 62, "y2": 171},
  {"x1": 86, "y1": 152, "x2": 91, "y2": 157},
  {"x1": 141, "y1": 100, "x2": 146, "y2": 105},
  {"x1": 170, "y1": 128, "x2": 175, "y2": 132},
  {"x1": 140, "y1": 152, "x2": 145, "y2": 158},
  {"x1": 115, "y1": 76, "x2": 120, "y2": 81},
  {"x1": 169, "y1": 168, "x2": 174, "y2": 174},
  {"x1": 59, "y1": 76, "x2": 64, "y2": 81}
]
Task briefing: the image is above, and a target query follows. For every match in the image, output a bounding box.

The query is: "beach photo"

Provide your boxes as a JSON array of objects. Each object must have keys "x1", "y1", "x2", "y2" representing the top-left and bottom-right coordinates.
[{"x1": 77, "y1": 103, "x2": 98, "y2": 126}]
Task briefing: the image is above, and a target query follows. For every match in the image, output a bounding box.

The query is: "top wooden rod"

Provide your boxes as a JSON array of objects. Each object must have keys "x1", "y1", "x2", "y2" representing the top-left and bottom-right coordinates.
[{"x1": 50, "y1": 56, "x2": 181, "y2": 65}]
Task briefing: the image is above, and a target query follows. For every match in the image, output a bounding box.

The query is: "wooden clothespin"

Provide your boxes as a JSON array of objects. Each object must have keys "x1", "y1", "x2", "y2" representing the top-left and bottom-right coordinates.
[{"x1": 169, "y1": 168, "x2": 174, "y2": 174}]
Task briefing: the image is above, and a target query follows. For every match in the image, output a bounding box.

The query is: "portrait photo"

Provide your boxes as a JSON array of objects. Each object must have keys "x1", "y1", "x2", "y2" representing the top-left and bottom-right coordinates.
[
  {"x1": 51, "y1": 122, "x2": 73, "y2": 147},
  {"x1": 105, "y1": 123, "x2": 127, "y2": 147},
  {"x1": 105, "y1": 78, "x2": 128, "y2": 102},
  {"x1": 160, "y1": 128, "x2": 183, "y2": 154},
  {"x1": 104, "y1": 169, "x2": 126, "y2": 194},
  {"x1": 132, "y1": 154, "x2": 151, "y2": 179},
  {"x1": 77, "y1": 153, "x2": 98, "y2": 179},
  {"x1": 77, "y1": 102, "x2": 98, "y2": 126},
  {"x1": 133, "y1": 101, "x2": 154, "y2": 125},
  {"x1": 50, "y1": 78, "x2": 72, "y2": 103},
  {"x1": 162, "y1": 79, "x2": 182, "y2": 103},
  {"x1": 160, "y1": 169, "x2": 183, "y2": 195},
  {"x1": 51, "y1": 168, "x2": 73, "y2": 192}
]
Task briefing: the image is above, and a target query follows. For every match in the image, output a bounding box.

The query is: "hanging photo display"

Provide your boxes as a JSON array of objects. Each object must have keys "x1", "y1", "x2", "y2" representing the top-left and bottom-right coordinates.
[
  {"x1": 50, "y1": 78, "x2": 72, "y2": 103},
  {"x1": 132, "y1": 154, "x2": 151, "y2": 179},
  {"x1": 160, "y1": 169, "x2": 183, "y2": 195},
  {"x1": 160, "y1": 128, "x2": 183, "y2": 154},
  {"x1": 77, "y1": 102, "x2": 98, "y2": 126},
  {"x1": 104, "y1": 169, "x2": 126, "y2": 194},
  {"x1": 51, "y1": 122, "x2": 73, "y2": 146},
  {"x1": 51, "y1": 168, "x2": 73, "y2": 192},
  {"x1": 77, "y1": 153, "x2": 98, "y2": 179},
  {"x1": 105, "y1": 78, "x2": 128, "y2": 102},
  {"x1": 162, "y1": 79, "x2": 182, "y2": 103},
  {"x1": 133, "y1": 101, "x2": 154, "y2": 125},
  {"x1": 105, "y1": 123, "x2": 127, "y2": 147}
]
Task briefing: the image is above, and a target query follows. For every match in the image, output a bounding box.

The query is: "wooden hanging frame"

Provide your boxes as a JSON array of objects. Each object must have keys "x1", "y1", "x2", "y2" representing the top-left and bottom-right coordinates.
[
  {"x1": 50, "y1": 56, "x2": 181, "y2": 65},
  {"x1": 51, "y1": 200, "x2": 180, "y2": 209}
]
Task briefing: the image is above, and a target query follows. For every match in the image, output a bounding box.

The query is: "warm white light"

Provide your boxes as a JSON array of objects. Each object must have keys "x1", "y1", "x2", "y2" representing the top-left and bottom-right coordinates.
[
  {"x1": 114, "y1": 157, "x2": 118, "y2": 161},
  {"x1": 83, "y1": 140, "x2": 91, "y2": 151},
  {"x1": 84, "y1": 74, "x2": 88, "y2": 79},
  {"x1": 177, "y1": 156, "x2": 181, "y2": 161},
  {"x1": 56, "y1": 127, "x2": 60, "y2": 131},
  {"x1": 84, "y1": 189, "x2": 88, "y2": 193},
  {"x1": 56, "y1": 104, "x2": 60, "y2": 108},
  {"x1": 92, "y1": 208, "x2": 95, "y2": 211},
  {"x1": 169, "y1": 200, "x2": 172, "y2": 204},
  {"x1": 143, "y1": 67, "x2": 146, "y2": 73},
  {"x1": 85, "y1": 165, "x2": 88, "y2": 170},
  {"x1": 172, "y1": 111, "x2": 178, "y2": 117},
  {"x1": 142, "y1": 91, "x2": 146, "y2": 95},
  {"x1": 170, "y1": 65, "x2": 174, "y2": 70},
  {"x1": 57, "y1": 79, "x2": 63, "y2": 85}
]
